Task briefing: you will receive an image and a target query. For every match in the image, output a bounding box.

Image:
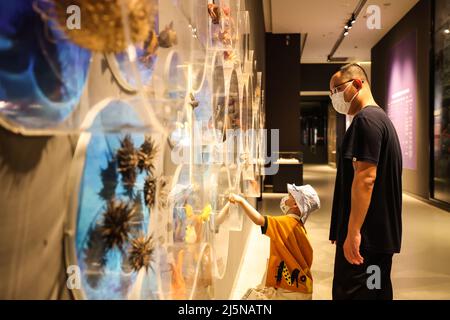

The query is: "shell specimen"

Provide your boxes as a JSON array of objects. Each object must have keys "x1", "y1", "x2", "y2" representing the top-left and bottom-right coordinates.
[
  {"x1": 219, "y1": 30, "x2": 232, "y2": 47},
  {"x1": 143, "y1": 176, "x2": 157, "y2": 207},
  {"x1": 117, "y1": 135, "x2": 139, "y2": 190},
  {"x1": 224, "y1": 50, "x2": 236, "y2": 61},
  {"x1": 189, "y1": 93, "x2": 199, "y2": 109},
  {"x1": 41, "y1": 0, "x2": 156, "y2": 53},
  {"x1": 128, "y1": 235, "x2": 154, "y2": 272},
  {"x1": 207, "y1": 3, "x2": 221, "y2": 24},
  {"x1": 100, "y1": 199, "x2": 137, "y2": 250},
  {"x1": 158, "y1": 22, "x2": 178, "y2": 48},
  {"x1": 138, "y1": 136, "x2": 158, "y2": 174}
]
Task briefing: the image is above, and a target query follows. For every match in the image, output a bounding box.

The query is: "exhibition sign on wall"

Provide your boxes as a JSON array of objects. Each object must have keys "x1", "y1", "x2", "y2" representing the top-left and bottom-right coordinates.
[{"x1": 386, "y1": 30, "x2": 418, "y2": 171}]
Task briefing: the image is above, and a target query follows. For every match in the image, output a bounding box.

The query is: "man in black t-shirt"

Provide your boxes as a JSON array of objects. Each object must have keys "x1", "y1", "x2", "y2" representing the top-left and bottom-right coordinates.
[{"x1": 328, "y1": 64, "x2": 402, "y2": 300}]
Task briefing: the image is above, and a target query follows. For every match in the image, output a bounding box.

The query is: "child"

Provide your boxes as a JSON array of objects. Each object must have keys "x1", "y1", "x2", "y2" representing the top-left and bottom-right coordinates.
[{"x1": 228, "y1": 184, "x2": 320, "y2": 300}]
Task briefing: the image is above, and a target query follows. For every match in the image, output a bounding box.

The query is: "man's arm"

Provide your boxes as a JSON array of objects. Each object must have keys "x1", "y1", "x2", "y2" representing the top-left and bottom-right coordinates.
[
  {"x1": 229, "y1": 194, "x2": 265, "y2": 226},
  {"x1": 343, "y1": 160, "x2": 377, "y2": 265}
]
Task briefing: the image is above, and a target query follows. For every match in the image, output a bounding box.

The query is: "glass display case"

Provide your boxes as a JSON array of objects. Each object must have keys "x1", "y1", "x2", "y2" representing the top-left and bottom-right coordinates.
[
  {"x1": 1, "y1": 0, "x2": 264, "y2": 300},
  {"x1": 0, "y1": 0, "x2": 92, "y2": 131}
]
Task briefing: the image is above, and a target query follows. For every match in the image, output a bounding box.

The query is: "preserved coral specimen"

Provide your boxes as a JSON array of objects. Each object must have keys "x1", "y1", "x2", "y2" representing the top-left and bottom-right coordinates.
[
  {"x1": 128, "y1": 235, "x2": 154, "y2": 272},
  {"x1": 207, "y1": 3, "x2": 221, "y2": 24},
  {"x1": 37, "y1": 0, "x2": 156, "y2": 53},
  {"x1": 171, "y1": 250, "x2": 186, "y2": 300},
  {"x1": 100, "y1": 198, "x2": 137, "y2": 250}
]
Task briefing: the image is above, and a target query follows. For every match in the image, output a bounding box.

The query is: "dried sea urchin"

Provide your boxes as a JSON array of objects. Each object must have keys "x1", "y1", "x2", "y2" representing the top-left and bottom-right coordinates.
[
  {"x1": 100, "y1": 199, "x2": 137, "y2": 250},
  {"x1": 143, "y1": 176, "x2": 157, "y2": 208},
  {"x1": 138, "y1": 136, "x2": 157, "y2": 174},
  {"x1": 128, "y1": 235, "x2": 154, "y2": 272},
  {"x1": 117, "y1": 135, "x2": 139, "y2": 190}
]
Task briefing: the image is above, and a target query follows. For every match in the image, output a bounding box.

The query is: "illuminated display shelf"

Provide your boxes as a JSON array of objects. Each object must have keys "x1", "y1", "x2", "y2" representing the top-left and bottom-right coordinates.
[{"x1": 0, "y1": 0, "x2": 264, "y2": 300}]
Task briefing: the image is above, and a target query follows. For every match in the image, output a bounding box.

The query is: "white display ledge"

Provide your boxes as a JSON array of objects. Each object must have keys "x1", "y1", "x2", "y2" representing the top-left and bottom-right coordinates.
[{"x1": 275, "y1": 158, "x2": 301, "y2": 165}]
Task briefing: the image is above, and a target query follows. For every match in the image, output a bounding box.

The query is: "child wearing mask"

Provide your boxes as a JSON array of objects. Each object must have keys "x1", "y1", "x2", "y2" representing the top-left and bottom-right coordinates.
[{"x1": 227, "y1": 184, "x2": 320, "y2": 300}]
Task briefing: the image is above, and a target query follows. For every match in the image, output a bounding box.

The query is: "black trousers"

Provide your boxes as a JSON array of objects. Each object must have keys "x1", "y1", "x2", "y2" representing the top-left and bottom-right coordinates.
[{"x1": 332, "y1": 245, "x2": 394, "y2": 300}]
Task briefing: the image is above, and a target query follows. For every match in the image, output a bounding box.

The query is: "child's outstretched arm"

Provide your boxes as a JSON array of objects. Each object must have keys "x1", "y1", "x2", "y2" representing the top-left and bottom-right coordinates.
[
  {"x1": 215, "y1": 201, "x2": 231, "y2": 227},
  {"x1": 229, "y1": 194, "x2": 265, "y2": 226}
]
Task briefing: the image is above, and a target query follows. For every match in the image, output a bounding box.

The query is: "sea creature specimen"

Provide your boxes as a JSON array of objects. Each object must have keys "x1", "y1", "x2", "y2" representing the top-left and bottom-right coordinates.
[{"x1": 100, "y1": 198, "x2": 137, "y2": 250}]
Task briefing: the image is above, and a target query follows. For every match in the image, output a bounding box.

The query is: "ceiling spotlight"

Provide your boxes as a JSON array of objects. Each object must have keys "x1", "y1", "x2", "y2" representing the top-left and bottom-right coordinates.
[
  {"x1": 344, "y1": 25, "x2": 349, "y2": 30},
  {"x1": 344, "y1": 31, "x2": 349, "y2": 36},
  {"x1": 351, "y1": 14, "x2": 356, "y2": 24},
  {"x1": 347, "y1": 23, "x2": 353, "y2": 30},
  {"x1": 445, "y1": 29, "x2": 450, "y2": 34}
]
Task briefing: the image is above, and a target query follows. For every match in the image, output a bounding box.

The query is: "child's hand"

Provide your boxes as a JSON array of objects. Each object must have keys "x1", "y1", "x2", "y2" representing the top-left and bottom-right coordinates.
[{"x1": 228, "y1": 193, "x2": 244, "y2": 205}]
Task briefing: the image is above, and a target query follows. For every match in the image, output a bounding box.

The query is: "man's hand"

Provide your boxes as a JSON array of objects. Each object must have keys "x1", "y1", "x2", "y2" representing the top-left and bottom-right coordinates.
[
  {"x1": 343, "y1": 229, "x2": 364, "y2": 265},
  {"x1": 343, "y1": 160, "x2": 376, "y2": 265}
]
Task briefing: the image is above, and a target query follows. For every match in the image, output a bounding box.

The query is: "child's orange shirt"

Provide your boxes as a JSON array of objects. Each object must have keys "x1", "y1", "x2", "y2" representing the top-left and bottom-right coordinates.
[{"x1": 262, "y1": 214, "x2": 313, "y2": 294}]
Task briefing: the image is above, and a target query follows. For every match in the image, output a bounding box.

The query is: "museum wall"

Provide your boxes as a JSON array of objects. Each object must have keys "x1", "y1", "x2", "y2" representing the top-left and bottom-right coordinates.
[
  {"x1": 265, "y1": 33, "x2": 301, "y2": 153},
  {"x1": 0, "y1": 52, "x2": 128, "y2": 299},
  {"x1": 0, "y1": 0, "x2": 267, "y2": 300},
  {"x1": 300, "y1": 63, "x2": 345, "y2": 92},
  {"x1": 0, "y1": 128, "x2": 75, "y2": 299},
  {"x1": 213, "y1": 0, "x2": 266, "y2": 299},
  {"x1": 298, "y1": 64, "x2": 356, "y2": 166},
  {"x1": 371, "y1": 0, "x2": 431, "y2": 199}
]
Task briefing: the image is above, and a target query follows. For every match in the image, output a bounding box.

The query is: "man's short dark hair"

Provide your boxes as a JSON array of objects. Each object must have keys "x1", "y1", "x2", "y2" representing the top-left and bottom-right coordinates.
[{"x1": 339, "y1": 63, "x2": 370, "y2": 86}]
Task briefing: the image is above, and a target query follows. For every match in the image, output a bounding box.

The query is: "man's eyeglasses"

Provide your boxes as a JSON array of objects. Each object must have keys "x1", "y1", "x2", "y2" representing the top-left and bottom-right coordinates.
[{"x1": 330, "y1": 79, "x2": 354, "y2": 95}]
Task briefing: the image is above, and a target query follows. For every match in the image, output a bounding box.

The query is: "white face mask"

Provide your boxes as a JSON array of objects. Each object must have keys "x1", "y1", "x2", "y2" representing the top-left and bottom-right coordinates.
[
  {"x1": 280, "y1": 196, "x2": 291, "y2": 214},
  {"x1": 330, "y1": 82, "x2": 359, "y2": 115}
]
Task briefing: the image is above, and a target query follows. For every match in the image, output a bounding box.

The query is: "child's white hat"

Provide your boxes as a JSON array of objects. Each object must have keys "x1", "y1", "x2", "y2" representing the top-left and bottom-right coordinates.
[
  {"x1": 168, "y1": 183, "x2": 193, "y2": 203},
  {"x1": 287, "y1": 184, "x2": 321, "y2": 224}
]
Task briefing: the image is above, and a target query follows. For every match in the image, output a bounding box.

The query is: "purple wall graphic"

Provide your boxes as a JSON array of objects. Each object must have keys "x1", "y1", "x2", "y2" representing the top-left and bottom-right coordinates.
[{"x1": 386, "y1": 31, "x2": 418, "y2": 170}]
